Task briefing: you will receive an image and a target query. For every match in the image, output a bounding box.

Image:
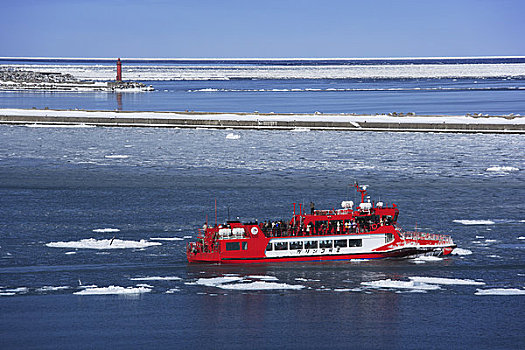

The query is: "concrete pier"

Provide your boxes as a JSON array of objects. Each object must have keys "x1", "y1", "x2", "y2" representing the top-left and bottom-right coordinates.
[{"x1": 0, "y1": 109, "x2": 523, "y2": 134}]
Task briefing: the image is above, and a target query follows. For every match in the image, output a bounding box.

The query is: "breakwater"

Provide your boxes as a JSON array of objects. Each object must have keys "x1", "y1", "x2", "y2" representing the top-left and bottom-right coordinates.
[{"x1": 1, "y1": 109, "x2": 523, "y2": 133}]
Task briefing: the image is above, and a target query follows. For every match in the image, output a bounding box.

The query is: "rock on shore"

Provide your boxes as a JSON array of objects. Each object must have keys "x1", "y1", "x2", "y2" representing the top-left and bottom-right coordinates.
[{"x1": 0, "y1": 67, "x2": 153, "y2": 92}]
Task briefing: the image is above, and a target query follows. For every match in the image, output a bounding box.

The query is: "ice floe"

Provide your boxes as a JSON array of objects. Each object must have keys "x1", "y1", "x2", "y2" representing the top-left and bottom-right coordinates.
[
  {"x1": 46, "y1": 238, "x2": 161, "y2": 249},
  {"x1": 130, "y1": 276, "x2": 182, "y2": 281},
  {"x1": 215, "y1": 281, "x2": 305, "y2": 291},
  {"x1": 409, "y1": 277, "x2": 485, "y2": 286},
  {"x1": 166, "y1": 288, "x2": 180, "y2": 294},
  {"x1": 92, "y1": 228, "x2": 120, "y2": 233},
  {"x1": 451, "y1": 248, "x2": 473, "y2": 255},
  {"x1": 225, "y1": 133, "x2": 240, "y2": 140},
  {"x1": 74, "y1": 285, "x2": 152, "y2": 295},
  {"x1": 195, "y1": 276, "x2": 244, "y2": 287},
  {"x1": 453, "y1": 219, "x2": 495, "y2": 225},
  {"x1": 518, "y1": 237, "x2": 525, "y2": 240},
  {"x1": 361, "y1": 279, "x2": 441, "y2": 291},
  {"x1": 295, "y1": 278, "x2": 321, "y2": 282},
  {"x1": 1, "y1": 287, "x2": 29, "y2": 294},
  {"x1": 485, "y1": 166, "x2": 519, "y2": 172},
  {"x1": 36, "y1": 286, "x2": 71, "y2": 292},
  {"x1": 10, "y1": 61, "x2": 525, "y2": 81},
  {"x1": 475, "y1": 288, "x2": 525, "y2": 296},
  {"x1": 104, "y1": 155, "x2": 129, "y2": 159},
  {"x1": 183, "y1": 235, "x2": 193, "y2": 239}
]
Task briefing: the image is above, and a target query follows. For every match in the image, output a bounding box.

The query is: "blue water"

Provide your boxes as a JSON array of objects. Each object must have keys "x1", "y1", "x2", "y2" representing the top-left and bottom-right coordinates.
[{"x1": 1, "y1": 59, "x2": 524, "y2": 349}]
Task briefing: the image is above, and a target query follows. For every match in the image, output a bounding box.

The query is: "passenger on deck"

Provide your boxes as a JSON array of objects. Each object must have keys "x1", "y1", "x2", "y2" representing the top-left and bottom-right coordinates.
[{"x1": 310, "y1": 202, "x2": 315, "y2": 215}]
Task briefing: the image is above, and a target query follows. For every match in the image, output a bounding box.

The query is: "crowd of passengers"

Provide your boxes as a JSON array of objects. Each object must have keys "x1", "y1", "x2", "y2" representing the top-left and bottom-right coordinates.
[{"x1": 260, "y1": 219, "x2": 376, "y2": 237}]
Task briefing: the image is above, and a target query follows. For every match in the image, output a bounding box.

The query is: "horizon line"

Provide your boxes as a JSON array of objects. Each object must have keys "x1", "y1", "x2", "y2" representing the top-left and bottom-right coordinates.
[{"x1": 1, "y1": 55, "x2": 525, "y2": 61}]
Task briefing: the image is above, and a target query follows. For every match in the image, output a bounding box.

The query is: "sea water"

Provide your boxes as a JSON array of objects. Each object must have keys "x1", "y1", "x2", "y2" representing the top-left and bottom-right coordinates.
[{"x1": 0, "y1": 58, "x2": 524, "y2": 349}]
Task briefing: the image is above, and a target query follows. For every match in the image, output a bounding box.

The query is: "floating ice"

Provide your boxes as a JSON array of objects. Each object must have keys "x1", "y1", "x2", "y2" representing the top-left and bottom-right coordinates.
[
  {"x1": 225, "y1": 133, "x2": 240, "y2": 140},
  {"x1": 46, "y1": 238, "x2": 161, "y2": 249},
  {"x1": 362, "y1": 279, "x2": 441, "y2": 290},
  {"x1": 183, "y1": 236, "x2": 193, "y2": 239},
  {"x1": 409, "y1": 277, "x2": 485, "y2": 285},
  {"x1": 166, "y1": 288, "x2": 180, "y2": 294},
  {"x1": 518, "y1": 237, "x2": 525, "y2": 240},
  {"x1": 11, "y1": 60, "x2": 525, "y2": 81},
  {"x1": 295, "y1": 278, "x2": 321, "y2": 282},
  {"x1": 195, "y1": 276, "x2": 244, "y2": 287},
  {"x1": 216, "y1": 281, "x2": 305, "y2": 290},
  {"x1": 92, "y1": 228, "x2": 120, "y2": 233},
  {"x1": 453, "y1": 220, "x2": 495, "y2": 225},
  {"x1": 130, "y1": 276, "x2": 182, "y2": 281},
  {"x1": 104, "y1": 155, "x2": 129, "y2": 159},
  {"x1": 485, "y1": 239, "x2": 498, "y2": 243},
  {"x1": 485, "y1": 166, "x2": 519, "y2": 172},
  {"x1": 333, "y1": 288, "x2": 362, "y2": 292},
  {"x1": 149, "y1": 237, "x2": 184, "y2": 241},
  {"x1": 65, "y1": 251, "x2": 77, "y2": 255},
  {"x1": 4, "y1": 287, "x2": 29, "y2": 293},
  {"x1": 74, "y1": 285, "x2": 152, "y2": 295},
  {"x1": 0, "y1": 292, "x2": 16, "y2": 296},
  {"x1": 36, "y1": 286, "x2": 70, "y2": 292},
  {"x1": 475, "y1": 288, "x2": 525, "y2": 296},
  {"x1": 451, "y1": 248, "x2": 473, "y2": 255}
]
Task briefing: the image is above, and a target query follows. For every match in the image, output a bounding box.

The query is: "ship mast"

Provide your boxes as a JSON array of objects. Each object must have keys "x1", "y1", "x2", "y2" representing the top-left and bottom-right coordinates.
[{"x1": 353, "y1": 182, "x2": 368, "y2": 204}]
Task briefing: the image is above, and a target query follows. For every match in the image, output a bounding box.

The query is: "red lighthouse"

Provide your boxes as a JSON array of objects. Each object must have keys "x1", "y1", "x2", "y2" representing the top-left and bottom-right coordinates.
[{"x1": 116, "y1": 58, "x2": 122, "y2": 81}]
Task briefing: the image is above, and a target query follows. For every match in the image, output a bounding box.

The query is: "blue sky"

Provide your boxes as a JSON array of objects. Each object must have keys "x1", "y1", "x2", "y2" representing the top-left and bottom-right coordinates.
[{"x1": 1, "y1": 0, "x2": 524, "y2": 58}]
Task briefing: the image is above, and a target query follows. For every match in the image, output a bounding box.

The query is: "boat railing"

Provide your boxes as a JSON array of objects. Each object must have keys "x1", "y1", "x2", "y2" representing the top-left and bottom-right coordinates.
[{"x1": 398, "y1": 230, "x2": 453, "y2": 244}]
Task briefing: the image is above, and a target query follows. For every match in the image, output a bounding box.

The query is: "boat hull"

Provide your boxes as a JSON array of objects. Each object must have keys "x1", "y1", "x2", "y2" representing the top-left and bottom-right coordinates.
[{"x1": 187, "y1": 244, "x2": 456, "y2": 264}]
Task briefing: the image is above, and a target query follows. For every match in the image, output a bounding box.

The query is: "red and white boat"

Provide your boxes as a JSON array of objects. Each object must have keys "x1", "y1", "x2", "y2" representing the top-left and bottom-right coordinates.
[{"x1": 187, "y1": 184, "x2": 456, "y2": 264}]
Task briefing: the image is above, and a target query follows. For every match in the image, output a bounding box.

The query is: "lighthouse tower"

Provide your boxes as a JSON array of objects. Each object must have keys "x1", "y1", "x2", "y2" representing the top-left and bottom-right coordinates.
[{"x1": 116, "y1": 58, "x2": 122, "y2": 81}]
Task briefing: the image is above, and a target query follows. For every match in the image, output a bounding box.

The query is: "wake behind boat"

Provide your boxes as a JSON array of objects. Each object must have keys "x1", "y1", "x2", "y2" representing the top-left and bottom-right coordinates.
[{"x1": 187, "y1": 184, "x2": 456, "y2": 264}]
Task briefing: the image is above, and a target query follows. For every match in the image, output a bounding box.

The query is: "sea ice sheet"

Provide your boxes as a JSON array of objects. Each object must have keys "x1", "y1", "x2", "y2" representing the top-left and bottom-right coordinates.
[{"x1": 46, "y1": 238, "x2": 161, "y2": 249}]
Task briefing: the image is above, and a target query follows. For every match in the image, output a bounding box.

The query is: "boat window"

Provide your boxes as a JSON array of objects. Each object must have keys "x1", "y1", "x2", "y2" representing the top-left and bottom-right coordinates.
[
  {"x1": 334, "y1": 239, "x2": 347, "y2": 248},
  {"x1": 274, "y1": 242, "x2": 288, "y2": 251},
  {"x1": 385, "y1": 233, "x2": 394, "y2": 243},
  {"x1": 266, "y1": 242, "x2": 273, "y2": 251},
  {"x1": 348, "y1": 239, "x2": 362, "y2": 247},
  {"x1": 290, "y1": 241, "x2": 303, "y2": 249},
  {"x1": 304, "y1": 240, "x2": 318, "y2": 249},
  {"x1": 225, "y1": 242, "x2": 240, "y2": 251},
  {"x1": 241, "y1": 241, "x2": 248, "y2": 250},
  {"x1": 319, "y1": 240, "x2": 332, "y2": 248}
]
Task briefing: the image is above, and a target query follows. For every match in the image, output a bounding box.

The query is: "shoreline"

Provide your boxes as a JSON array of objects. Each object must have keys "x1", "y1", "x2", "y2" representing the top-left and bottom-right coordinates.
[{"x1": 1, "y1": 108, "x2": 524, "y2": 134}]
